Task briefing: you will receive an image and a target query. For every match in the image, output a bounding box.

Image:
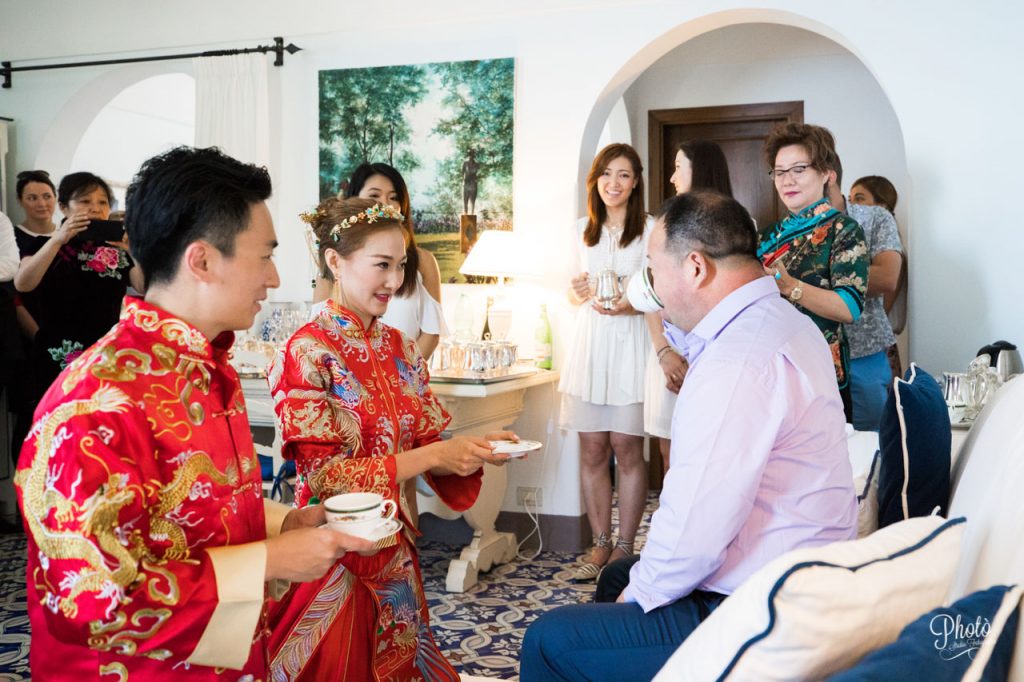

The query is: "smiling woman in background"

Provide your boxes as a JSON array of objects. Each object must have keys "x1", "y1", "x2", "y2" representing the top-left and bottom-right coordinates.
[
  {"x1": 559, "y1": 143, "x2": 653, "y2": 581},
  {"x1": 757, "y1": 123, "x2": 868, "y2": 421},
  {"x1": 312, "y1": 162, "x2": 446, "y2": 360}
]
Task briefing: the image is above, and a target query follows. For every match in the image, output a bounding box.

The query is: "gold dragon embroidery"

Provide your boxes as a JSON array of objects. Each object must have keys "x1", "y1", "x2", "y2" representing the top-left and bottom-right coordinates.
[
  {"x1": 16, "y1": 385, "x2": 145, "y2": 620},
  {"x1": 149, "y1": 451, "x2": 239, "y2": 561}
]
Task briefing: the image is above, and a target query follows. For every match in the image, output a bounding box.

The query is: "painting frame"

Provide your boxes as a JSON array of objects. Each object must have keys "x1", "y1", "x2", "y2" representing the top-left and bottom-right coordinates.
[{"x1": 318, "y1": 57, "x2": 515, "y2": 283}]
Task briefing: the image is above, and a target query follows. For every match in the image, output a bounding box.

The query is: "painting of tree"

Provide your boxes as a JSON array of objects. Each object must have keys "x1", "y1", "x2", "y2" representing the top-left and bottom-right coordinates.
[{"x1": 319, "y1": 58, "x2": 515, "y2": 282}]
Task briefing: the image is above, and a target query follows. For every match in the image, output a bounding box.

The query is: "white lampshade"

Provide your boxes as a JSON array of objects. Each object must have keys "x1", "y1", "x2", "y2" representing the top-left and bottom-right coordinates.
[{"x1": 458, "y1": 230, "x2": 537, "y2": 282}]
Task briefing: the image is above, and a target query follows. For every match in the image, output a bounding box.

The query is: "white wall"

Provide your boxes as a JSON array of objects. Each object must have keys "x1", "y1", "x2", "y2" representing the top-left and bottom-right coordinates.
[
  {"x1": 1, "y1": 0, "x2": 1022, "y2": 519},
  {"x1": 71, "y1": 73, "x2": 195, "y2": 210}
]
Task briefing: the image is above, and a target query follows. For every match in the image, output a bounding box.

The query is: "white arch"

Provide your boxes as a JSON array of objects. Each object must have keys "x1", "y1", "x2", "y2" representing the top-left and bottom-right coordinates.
[
  {"x1": 577, "y1": 8, "x2": 905, "y2": 201},
  {"x1": 34, "y1": 60, "x2": 194, "y2": 179}
]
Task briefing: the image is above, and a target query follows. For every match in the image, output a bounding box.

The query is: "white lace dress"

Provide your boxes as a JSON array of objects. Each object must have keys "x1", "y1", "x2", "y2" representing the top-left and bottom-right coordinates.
[{"x1": 558, "y1": 216, "x2": 653, "y2": 435}]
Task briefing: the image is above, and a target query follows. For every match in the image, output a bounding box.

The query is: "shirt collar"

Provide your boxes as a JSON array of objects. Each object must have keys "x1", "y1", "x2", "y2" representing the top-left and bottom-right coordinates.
[
  {"x1": 662, "y1": 276, "x2": 779, "y2": 363},
  {"x1": 122, "y1": 296, "x2": 234, "y2": 366},
  {"x1": 322, "y1": 299, "x2": 383, "y2": 341}
]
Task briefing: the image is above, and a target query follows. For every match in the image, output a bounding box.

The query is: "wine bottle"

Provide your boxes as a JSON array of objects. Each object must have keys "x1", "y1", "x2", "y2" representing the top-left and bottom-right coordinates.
[
  {"x1": 454, "y1": 293, "x2": 473, "y2": 342},
  {"x1": 481, "y1": 296, "x2": 494, "y2": 340},
  {"x1": 534, "y1": 304, "x2": 552, "y2": 369}
]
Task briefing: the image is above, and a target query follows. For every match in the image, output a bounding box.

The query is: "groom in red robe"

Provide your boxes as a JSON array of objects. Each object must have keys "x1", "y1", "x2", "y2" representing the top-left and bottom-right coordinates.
[{"x1": 15, "y1": 146, "x2": 373, "y2": 680}]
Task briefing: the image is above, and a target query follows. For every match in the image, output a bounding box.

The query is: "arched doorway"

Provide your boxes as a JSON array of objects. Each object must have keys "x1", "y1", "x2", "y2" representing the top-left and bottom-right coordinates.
[
  {"x1": 34, "y1": 62, "x2": 195, "y2": 209},
  {"x1": 70, "y1": 73, "x2": 195, "y2": 210},
  {"x1": 578, "y1": 16, "x2": 910, "y2": 482}
]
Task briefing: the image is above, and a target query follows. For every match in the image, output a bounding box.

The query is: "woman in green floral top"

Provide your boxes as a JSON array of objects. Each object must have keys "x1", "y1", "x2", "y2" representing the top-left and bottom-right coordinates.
[{"x1": 758, "y1": 123, "x2": 868, "y2": 421}]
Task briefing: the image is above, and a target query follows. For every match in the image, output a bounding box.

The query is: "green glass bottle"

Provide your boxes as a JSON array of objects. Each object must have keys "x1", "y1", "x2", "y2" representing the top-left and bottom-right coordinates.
[{"x1": 534, "y1": 304, "x2": 552, "y2": 369}]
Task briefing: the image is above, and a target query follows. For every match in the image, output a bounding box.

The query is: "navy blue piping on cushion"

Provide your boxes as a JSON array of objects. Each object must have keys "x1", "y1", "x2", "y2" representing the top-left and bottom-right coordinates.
[
  {"x1": 716, "y1": 516, "x2": 967, "y2": 681},
  {"x1": 858, "y1": 450, "x2": 880, "y2": 503}
]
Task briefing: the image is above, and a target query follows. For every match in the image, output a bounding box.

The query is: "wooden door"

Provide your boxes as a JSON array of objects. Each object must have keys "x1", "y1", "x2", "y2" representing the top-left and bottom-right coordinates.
[{"x1": 648, "y1": 102, "x2": 803, "y2": 231}]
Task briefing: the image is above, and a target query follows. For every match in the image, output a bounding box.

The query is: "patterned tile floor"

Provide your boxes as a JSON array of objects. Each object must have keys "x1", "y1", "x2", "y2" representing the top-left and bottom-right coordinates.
[{"x1": 0, "y1": 493, "x2": 657, "y2": 680}]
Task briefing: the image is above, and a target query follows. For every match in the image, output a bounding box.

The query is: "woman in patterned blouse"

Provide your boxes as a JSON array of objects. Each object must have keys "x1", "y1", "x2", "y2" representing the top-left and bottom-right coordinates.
[{"x1": 757, "y1": 123, "x2": 868, "y2": 420}]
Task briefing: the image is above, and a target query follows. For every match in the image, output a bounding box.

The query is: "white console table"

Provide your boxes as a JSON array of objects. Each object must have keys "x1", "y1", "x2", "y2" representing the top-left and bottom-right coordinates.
[
  {"x1": 238, "y1": 368, "x2": 560, "y2": 592},
  {"x1": 422, "y1": 370, "x2": 559, "y2": 592}
]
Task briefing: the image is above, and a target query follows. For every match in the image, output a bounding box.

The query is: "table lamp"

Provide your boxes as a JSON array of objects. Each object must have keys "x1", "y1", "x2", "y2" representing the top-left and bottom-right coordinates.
[{"x1": 458, "y1": 230, "x2": 534, "y2": 339}]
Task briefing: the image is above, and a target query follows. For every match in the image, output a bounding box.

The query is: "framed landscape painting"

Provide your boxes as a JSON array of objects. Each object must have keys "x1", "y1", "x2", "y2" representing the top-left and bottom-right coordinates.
[{"x1": 319, "y1": 58, "x2": 514, "y2": 283}]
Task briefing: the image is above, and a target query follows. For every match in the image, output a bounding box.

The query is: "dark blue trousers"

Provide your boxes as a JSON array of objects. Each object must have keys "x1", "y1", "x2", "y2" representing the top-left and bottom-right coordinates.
[{"x1": 519, "y1": 589, "x2": 726, "y2": 681}]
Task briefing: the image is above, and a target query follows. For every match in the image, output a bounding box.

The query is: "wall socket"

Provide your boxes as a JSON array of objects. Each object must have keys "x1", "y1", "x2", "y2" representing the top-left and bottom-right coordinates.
[{"x1": 516, "y1": 486, "x2": 543, "y2": 508}]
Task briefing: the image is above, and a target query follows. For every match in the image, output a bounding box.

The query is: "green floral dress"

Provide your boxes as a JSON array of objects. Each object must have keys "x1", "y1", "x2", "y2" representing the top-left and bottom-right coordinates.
[{"x1": 758, "y1": 198, "x2": 868, "y2": 389}]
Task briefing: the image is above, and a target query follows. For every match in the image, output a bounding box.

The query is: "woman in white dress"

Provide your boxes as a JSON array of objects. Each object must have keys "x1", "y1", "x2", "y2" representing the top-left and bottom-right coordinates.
[
  {"x1": 644, "y1": 139, "x2": 734, "y2": 472},
  {"x1": 311, "y1": 163, "x2": 447, "y2": 524},
  {"x1": 559, "y1": 143, "x2": 653, "y2": 580}
]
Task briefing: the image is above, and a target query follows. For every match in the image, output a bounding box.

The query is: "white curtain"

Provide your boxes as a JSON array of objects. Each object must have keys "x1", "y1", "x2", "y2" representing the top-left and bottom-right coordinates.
[{"x1": 193, "y1": 54, "x2": 269, "y2": 167}]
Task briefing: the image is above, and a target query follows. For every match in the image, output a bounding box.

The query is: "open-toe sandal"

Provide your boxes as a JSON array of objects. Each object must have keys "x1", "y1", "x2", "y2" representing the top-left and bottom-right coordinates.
[{"x1": 571, "y1": 532, "x2": 612, "y2": 581}]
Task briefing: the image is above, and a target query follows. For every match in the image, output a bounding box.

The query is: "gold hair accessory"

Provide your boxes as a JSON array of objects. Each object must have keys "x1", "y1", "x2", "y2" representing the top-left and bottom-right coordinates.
[
  {"x1": 329, "y1": 203, "x2": 404, "y2": 240},
  {"x1": 299, "y1": 208, "x2": 320, "y2": 224}
]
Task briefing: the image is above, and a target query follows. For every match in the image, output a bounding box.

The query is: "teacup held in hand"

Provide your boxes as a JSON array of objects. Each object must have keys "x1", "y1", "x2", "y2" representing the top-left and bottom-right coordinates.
[{"x1": 324, "y1": 492, "x2": 397, "y2": 539}]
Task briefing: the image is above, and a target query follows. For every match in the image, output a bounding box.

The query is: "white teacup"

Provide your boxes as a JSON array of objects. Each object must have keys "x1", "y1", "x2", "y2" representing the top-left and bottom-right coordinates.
[{"x1": 323, "y1": 492, "x2": 397, "y2": 539}]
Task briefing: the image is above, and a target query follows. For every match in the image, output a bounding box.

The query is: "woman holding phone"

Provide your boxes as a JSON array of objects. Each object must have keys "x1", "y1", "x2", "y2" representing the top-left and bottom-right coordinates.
[{"x1": 14, "y1": 171, "x2": 140, "y2": 407}]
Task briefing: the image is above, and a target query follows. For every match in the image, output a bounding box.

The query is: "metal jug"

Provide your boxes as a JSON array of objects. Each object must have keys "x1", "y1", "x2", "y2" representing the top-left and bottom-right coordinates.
[
  {"x1": 976, "y1": 341, "x2": 1023, "y2": 383},
  {"x1": 594, "y1": 269, "x2": 622, "y2": 310}
]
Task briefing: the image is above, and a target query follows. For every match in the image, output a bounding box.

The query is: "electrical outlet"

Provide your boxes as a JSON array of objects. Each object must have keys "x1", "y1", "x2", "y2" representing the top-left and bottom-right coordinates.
[{"x1": 516, "y1": 486, "x2": 543, "y2": 508}]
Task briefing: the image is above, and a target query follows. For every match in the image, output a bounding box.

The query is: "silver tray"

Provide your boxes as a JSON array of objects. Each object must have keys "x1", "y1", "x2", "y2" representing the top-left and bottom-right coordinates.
[{"x1": 430, "y1": 364, "x2": 539, "y2": 385}]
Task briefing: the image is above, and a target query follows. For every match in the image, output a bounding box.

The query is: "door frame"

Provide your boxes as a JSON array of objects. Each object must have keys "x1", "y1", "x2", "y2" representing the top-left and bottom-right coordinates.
[{"x1": 647, "y1": 101, "x2": 804, "y2": 211}]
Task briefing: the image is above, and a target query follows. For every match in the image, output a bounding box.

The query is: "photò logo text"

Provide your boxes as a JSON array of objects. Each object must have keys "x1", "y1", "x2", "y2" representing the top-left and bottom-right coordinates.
[{"x1": 930, "y1": 613, "x2": 990, "y2": 661}]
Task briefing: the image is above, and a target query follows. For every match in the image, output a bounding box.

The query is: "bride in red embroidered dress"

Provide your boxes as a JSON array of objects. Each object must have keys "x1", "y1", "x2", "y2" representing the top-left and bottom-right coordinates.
[{"x1": 267, "y1": 197, "x2": 515, "y2": 681}]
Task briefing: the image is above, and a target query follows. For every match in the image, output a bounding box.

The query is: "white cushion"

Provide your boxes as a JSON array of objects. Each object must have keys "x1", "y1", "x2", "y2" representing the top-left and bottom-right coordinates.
[
  {"x1": 948, "y1": 374, "x2": 1024, "y2": 602},
  {"x1": 654, "y1": 515, "x2": 965, "y2": 681}
]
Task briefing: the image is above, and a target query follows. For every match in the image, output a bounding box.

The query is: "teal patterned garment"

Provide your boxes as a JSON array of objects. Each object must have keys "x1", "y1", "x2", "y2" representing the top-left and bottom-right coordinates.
[{"x1": 758, "y1": 198, "x2": 868, "y2": 389}]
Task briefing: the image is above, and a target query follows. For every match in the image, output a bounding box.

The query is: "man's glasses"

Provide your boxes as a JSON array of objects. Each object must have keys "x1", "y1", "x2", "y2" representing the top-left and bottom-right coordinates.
[{"x1": 768, "y1": 164, "x2": 811, "y2": 181}]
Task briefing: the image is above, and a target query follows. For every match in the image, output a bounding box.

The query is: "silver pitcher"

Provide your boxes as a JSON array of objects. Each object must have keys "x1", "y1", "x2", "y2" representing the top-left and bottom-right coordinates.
[{"x1": 594, "y1": 268, "x2": 621, "y2": 310}]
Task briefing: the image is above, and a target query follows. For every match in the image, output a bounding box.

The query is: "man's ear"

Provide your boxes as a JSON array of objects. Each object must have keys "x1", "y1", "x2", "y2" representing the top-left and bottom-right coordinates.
[
  {"x1": 689, "y1": 250, "x2": 712, "y2": 287},
  {"x1": 182, "y1": 241, "x2": 218, "y2": 284}
]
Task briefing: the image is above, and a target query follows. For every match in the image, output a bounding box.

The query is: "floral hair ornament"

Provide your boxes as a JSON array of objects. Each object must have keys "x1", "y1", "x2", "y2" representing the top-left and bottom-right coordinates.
[{"x1": 329, "y1": 203, "x2": 405, "y2": 240}]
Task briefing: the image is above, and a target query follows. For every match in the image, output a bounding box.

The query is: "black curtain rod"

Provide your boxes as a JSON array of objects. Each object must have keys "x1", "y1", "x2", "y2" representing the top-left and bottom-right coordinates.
[{"x1": 1, "y1": 37, "x2": 301, "y2": 89}]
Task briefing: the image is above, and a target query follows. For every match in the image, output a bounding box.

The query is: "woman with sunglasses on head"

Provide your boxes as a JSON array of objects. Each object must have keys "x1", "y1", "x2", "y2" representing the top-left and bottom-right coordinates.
[
  {"x1": 560, "y1": 143, "x2": 654, "y2": 581},
  {"x1": 268, "y1": 197, "x2": 512, "y2": 681},
  {"x1": 13, "y1": 171, "x2": 142, "y2": 412},
  {"x1": 758, "y1": 124, "x2": 868, "y2": 421}
]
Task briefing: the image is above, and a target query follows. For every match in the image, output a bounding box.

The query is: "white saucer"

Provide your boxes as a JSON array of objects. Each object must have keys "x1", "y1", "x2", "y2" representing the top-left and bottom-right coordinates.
[
  {"x1": 327, "y1": 517, "x2": 402, "y2": 542},
  {"x1": 363, "y1": 518, "x2": 402, "y2": 542},
  {"x1": 490, "y1": 439, "x2": 543, "y2": 457}
]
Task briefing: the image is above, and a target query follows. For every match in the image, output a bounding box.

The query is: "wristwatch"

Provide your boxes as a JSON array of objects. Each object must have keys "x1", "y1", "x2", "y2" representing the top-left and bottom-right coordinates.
[{"x1": 788, "y1": 284, "x2": 804, "y2": 302}]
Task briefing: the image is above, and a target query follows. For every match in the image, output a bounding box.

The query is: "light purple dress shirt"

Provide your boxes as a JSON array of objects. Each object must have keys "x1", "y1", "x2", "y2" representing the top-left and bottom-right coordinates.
[{"x1": 623, "y1": 276, "x2": 857, "y2": 612}]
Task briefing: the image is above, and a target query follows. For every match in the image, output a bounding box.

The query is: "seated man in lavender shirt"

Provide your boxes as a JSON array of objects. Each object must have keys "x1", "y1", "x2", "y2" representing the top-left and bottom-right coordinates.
[{"x1": 520, "y1": 191, "x2": 857, "y2": 682}]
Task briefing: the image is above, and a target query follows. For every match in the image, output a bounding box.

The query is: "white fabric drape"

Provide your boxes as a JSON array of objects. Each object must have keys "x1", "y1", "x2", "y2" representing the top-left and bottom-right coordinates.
[{"x1": 193, "y1": 54, "x2": 269, "y2": 167}]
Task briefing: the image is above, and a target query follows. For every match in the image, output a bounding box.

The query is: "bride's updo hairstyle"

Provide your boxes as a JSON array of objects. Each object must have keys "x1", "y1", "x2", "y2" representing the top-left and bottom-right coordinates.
[{"x1": 301, "y1": 197, "x2": 408, "y2": 274}]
